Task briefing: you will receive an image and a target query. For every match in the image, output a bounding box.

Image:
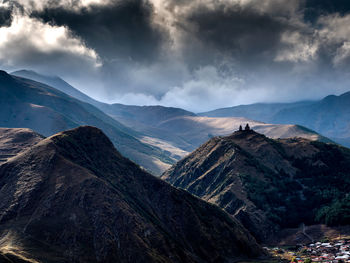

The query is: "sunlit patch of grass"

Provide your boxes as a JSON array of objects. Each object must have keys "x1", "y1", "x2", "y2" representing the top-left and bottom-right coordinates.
[{"x1": 0, "y1": 231, "x2": 40, "y2": 263}]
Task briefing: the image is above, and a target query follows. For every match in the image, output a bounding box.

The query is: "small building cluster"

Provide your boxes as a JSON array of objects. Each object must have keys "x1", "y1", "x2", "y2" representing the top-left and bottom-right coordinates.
[
  {"x1": 266, "y1": 239, "x2": 350, "y2": 263},
  {"x1": 299, "y1": 240, "x2": 350, "y2": 262}
]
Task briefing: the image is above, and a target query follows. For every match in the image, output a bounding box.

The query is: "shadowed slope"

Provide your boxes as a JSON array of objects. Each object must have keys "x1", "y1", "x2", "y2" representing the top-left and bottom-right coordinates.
[
  {"x1": 0, "y1": 126, "x2": 263, "y2": 262},
  {"x1": 163, "y1": 130, "x2": 350, "y2": 243}
]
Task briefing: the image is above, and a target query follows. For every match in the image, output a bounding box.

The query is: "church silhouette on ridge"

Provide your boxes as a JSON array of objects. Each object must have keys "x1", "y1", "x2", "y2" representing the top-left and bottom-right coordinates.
[{"x1": 238, "y1": 123, "x2": 250, "y2": 131}]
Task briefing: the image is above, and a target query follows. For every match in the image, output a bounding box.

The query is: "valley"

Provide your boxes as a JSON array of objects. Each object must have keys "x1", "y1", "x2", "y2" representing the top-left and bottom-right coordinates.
[
  {"x1": 11, "y1": 70, "x2": 335, "y2": 173},
  {"x1": 0, "y1": 70, "x2": 349, "y2": 262},
  {"x1": 0, "y1": 70, "x2": 174, "y2": 175}
]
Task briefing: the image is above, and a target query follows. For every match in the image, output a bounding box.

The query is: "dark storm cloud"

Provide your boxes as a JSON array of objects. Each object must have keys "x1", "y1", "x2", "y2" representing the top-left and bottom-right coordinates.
[
  {"x1": 305, "y1": 0, "x2": 350, "y2": 22},
  {"x1": 306, "y1": 0, "x2": 350, "y2": 14},
  {"x1": 0, "y1": 6, "x2": 12, "y2": 26},
  {"x1": 31, "y1": 0, "x2": 168, "y2": 62},
  {"x1": 178, "y1": 3, "x2": 295, "y2": 70},
  {"x1": 2, "y1": 0, "x2": 350, "y2": 111}
]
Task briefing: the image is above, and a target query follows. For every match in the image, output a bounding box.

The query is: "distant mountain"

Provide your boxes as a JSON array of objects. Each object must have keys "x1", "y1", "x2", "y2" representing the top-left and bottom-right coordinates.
[
  {"x1": 154, "y1": 116, "x2": 332, "y2": 150},
  {"x1": 162, "y1": 130, "x2": 350, "y2": 242},
  {"x1": 0, "y1": 70, "x2": 173, "y2": 174},
  {"x1": 100, "y1": 103, "x2": 196, "y2": 126},
  {"x1": 0, "y1": 126, "x2": 263, "y2": 262},
  {"x1": 11, "y1": 70, "x2": 197, "y2": 157},
  {"x1": 199, "y1": 101, "x2": 314, "y2": 122},
  {"x1": 199, "y1": 93, "x2": 350, "y2": 148},
  {"x1": 106, "y1": 115, "x2": 332, "y2": 165},
  {"x1": 11, "y1": 70, "x2": 335, "y2": 167},
  {"x1": 273, "y1": 92, "x2": 350, "y2": 146},
  {"x1": 12, "y1": 69, "x2": 195, "y2": 125},
  {"x1": 12, "y1": 69, "x2": 100, "y2": 106}
]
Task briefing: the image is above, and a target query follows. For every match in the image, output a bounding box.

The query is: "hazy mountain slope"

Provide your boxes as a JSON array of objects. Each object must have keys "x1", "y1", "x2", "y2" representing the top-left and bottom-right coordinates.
[
  {"x1": 12, "y1": 69, "x2": 100, "y2": 107},
  {"x1": 12, "y1": 69, "x2": 195, "y2": 126},
  {"x1": 199, "y1": 101, "x2": 314, "y2": 122},
  {"x1": 0, "y1": 70, "x2": 173, "y2": 174},
  {"x1": 11, "y1": 70, "x2": 197, "y2": 159},
  {"x1": 162, "y1": 130, "x2": 350, "y2": 242},
  {"x1": 114, "y1": 116, "x2": 333, "y2": 164},
  {"x1": 273, "y1": 92, "x2": 350, "y2": 146},
  {"x1": 153, "y1": 116, "x2": 332, "y2": 151},
  {"x1": 100, "y1": 104, "x2": 195, "y2": 124},
  {"x1": 12, "y1": 70, "x2": 333, "y2": 167},
  {"x1": 0, "y1": 126, "x2": 263, "y2": 262},
  {"x1": 199, "y1": 93, "x2": 350, "y2": 148}
]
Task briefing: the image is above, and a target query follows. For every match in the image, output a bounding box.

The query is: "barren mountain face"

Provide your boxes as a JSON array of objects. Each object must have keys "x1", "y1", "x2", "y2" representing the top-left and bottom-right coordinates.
[
  {"x1": 163, "y1": 130, "x2": 350, "y2": 242},
  {"x1": 0, "y1": 126, "x2": 263, "y2": 262}
]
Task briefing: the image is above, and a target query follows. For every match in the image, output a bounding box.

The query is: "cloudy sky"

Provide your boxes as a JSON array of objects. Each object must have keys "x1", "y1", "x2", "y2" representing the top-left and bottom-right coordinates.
[{"x1": 1, "y1": 0, "x2": 350, "y2": 112}]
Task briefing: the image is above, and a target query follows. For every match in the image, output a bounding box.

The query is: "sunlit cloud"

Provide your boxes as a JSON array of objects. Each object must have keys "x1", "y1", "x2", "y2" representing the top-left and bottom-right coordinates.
[
  {"x1": 1, "y1": 0, "x2": 350, "y2": 110},
  {"x1": 0, "y1": 9, "x2": 101, "y2": 76}
]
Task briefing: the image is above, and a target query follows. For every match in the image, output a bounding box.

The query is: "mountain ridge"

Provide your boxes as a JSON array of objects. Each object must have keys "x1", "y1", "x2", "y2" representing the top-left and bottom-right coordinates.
[
  {"x1": 12, "y1": 69, "x2": 99, "y2": 106},
  {"x1": 199, "y1": 92, "x2": 350, "y2": 148},
  {"x1": 10, "y1": 69, "x2": 339, "y2": 172},
  {"x1": 198, "y1": 101, "x2": 314, "y2": 121},
  {"x1": 162, "y1": 129, "x2": 350, "y2": 242},
  {"x1": 0, "y1": 126, "x2": 264, "y2": 262},
  {"x1": 0, "y1": 70, "x2": 173, "y2": 174}
]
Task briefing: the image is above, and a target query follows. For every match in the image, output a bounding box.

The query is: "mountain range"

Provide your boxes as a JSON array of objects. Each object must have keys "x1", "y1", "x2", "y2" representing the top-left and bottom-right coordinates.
[
  {"x1": 11, "y1": 70, "x2": 336, "y2": 167},
  {"x1": 1, "y1": 68, "x2": 349, "y2": 260},
  {"x1": 0, "y1": 126, "x2": 263, "y2": 262},
  {"x1": 162, "y1": 129, "x2": 350, "y2": 243},
  {"x1": 1, "y1": 70, "x2": 174, "y2": 175},
  {"x1": 200, "y1": 93, "x2": 350, "y2": 148},
  {"x1": 199, "y1": 102, "x2": 314, "y2": 122}
]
